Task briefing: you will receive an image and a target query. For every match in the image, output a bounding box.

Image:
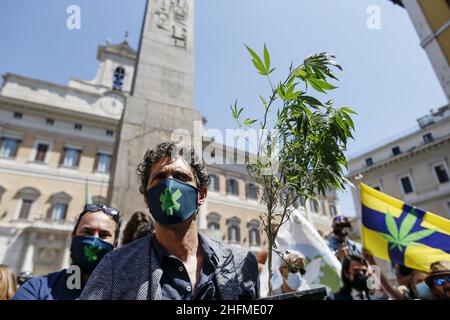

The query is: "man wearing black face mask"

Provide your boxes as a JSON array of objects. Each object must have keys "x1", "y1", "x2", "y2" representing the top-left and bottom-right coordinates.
[
  {"x1": 12, "y1": 205, "x2": 120, "y2": 300},
  {"x1": 326, "y1": 216, "x2": 362, "y2": 262},
  {"x1": 329, "y1": 255, "x2": 375, "y2": 300},
  {"x1": 81, "y1": 142, "x2": 260, "y2": 300}
]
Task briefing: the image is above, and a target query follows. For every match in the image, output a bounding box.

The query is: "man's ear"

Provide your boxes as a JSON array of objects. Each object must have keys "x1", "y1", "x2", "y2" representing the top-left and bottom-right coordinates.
[{"x1": 198, "y1": 186, "x2": 207, "y2": 205}]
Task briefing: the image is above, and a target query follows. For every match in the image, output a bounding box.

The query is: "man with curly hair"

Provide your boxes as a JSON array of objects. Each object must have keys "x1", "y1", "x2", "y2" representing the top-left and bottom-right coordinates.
[{"x1": 81, "y1": 142, "x2": 260, "y2": 300}]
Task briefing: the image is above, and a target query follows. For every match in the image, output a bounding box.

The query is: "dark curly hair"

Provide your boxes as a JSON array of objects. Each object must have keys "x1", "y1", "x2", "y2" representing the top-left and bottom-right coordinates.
[
  {"x1": 136, "y1": 142, "x2": 210, "y2": 195},
  {"x1": 121, "y1": 211, "x2": 153, "y2": 246}
]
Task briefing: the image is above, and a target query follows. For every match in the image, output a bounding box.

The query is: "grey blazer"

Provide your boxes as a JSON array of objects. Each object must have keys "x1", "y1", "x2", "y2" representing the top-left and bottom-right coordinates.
[{"x1": 80, "y1": 234, "x2": 260, "y2": 300}]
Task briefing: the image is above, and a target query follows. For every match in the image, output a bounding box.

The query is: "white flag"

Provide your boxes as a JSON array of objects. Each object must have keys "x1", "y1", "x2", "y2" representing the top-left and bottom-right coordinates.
[{"x1": 260, "y1": 208, "x2": 341, "y2": 297}]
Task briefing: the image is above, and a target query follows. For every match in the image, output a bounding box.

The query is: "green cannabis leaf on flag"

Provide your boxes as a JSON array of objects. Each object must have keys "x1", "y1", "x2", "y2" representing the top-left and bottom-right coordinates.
[
  {"x1": 381, "y1": 209, "x2": 435, "y2": 252},
  {"x1": 160, "y1": 188, "x2": 182, "y2": 216}
]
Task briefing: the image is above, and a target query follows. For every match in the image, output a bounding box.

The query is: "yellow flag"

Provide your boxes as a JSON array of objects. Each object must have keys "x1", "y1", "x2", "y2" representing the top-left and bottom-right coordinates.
[{"x1": 360, "y1": 183, "x2": 450, "y2": 272}]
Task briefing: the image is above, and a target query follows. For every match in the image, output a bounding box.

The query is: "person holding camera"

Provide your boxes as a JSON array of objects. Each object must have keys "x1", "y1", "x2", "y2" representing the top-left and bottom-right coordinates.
[{"x1": 326, "y1": 216, "x2": 362, "y2": 262}]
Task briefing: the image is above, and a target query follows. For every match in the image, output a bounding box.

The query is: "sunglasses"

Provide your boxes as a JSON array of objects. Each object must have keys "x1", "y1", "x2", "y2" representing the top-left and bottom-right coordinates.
[
  {"x1": 82, "y1": 204, "x2": 120, "y2": 221},
  {"x1": 434, "y1": 276, "x2": 450, "y2": 286},
  {"x1": 281, "y1": 265, "x2": 306, "y2": 275}
]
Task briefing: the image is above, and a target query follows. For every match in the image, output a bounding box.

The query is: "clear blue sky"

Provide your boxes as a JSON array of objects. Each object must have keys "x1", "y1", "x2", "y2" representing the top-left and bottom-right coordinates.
[{"x1": 0, "y1": 0, "x2": 447, "y2": 216}]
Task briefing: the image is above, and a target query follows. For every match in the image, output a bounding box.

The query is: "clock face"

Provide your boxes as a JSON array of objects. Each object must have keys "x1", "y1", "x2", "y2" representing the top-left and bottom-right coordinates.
[{"x1": 98, "y1": 92, "x2": 125, "y2": 115}]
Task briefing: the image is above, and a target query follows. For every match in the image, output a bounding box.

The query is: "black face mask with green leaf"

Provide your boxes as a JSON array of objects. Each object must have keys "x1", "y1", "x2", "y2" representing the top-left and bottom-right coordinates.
[{"x1": 70, "y1": 236, "x2": 113, "y2": 272}]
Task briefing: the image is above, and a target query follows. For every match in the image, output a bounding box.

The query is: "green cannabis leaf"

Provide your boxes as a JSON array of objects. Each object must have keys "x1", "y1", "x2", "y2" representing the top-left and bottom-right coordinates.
[
  {"x1": 382, "y1": 208, "x2": 435, "y2": 252},
  {"x1": 160, "y1": 188, "x2": 182, "y2": 216}
]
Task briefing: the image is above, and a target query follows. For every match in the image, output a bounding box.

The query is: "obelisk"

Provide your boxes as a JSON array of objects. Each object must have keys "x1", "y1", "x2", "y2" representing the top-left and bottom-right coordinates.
[{"x1": 107, "y1": 0, "x2": 203, "y2": 219}]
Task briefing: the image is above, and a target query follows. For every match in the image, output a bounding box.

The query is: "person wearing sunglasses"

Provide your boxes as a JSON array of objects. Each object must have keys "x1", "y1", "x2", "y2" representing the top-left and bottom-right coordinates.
[
  {"x1": 81, "y1": 142, "x2": 260, "y2": 300},
  {"x1": 272, "y1": 250, "x2": 310, "y2": 296},
  {"x1": 12, "y1": 204, "x2": 120, "y2": 300},
  {"x1": 425, "y1": 260, "x2": 450, "y2": 300},
  {"x1": 326, "y1": 215, "x2": 362, "y2": 262}
]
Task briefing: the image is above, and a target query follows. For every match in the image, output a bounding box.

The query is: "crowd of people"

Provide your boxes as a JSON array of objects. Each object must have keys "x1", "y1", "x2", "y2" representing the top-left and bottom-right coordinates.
[
  {"x1": 0, "y1": 142, "x2": 449, "y2": 300},
  {"x1": 263, "y1": 216, "x2": 449, "y2": 300}
]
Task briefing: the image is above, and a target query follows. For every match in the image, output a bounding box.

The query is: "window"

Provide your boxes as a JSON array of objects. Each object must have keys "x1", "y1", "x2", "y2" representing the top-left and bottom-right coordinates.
[
  {"x1": 227, "y1": 217, "x2": 241, "y2": 243},
  {"x1": 96, "y1": 153, "x2": 112, "y2": 173},
  {"x1": 61, "y1": 148, "x2": 81, "y2": 168},
  {"x1": 365, "y1": 157, "x2": 373, "y2": 166},
  {"x1": 207, "y1": 212, "x2": 221, "y2": 230},
  {"x1": 226, "y1": 178, "x2": 239, "y2": 196},
  {"x1": 50, "y1": 203, "x2": 68, "y2": 221},
  {"x1": 293, "y1": 196, "x2": 301, "y2": 208},
  {"x1": 400, "y1": 176, "x2": 414, "y2": 194},
  {"x1": 329, "y1": 204, "x2": 337, "y2": 216},
  {"x1": 13, "y1": 112, "x2": 22, "y2": 119},
  {"x1": 246, "y1": 183, "x2": 258, "y2": 200},
  {"x1": 0, "y1": 138, "x2": 20, "y2": 158},
  {"x1": 310, "y1": 200, "x2": 319, "y2": 213},
  {"x1": 229, "y1": 225, "x2": 240, "y2": 242},
  {"x1": 208, "y1": 221, "x2": 220, "y2": 230},
  {"x1": 113, "y1": 67, "x2": 125, "y2": 91},
  {"x1": 299, "y1": 196, "x2": 306, "y2": 207},
  {"x1": 247, "y1": 219, "x2": 261, "y2": 246},
  {"x1": 74, "y1": 124, "x2": 82, "y2": 131},
  {"x1": 433, "y1": 164, "x2": 449, "y2": 184},
  {"x1": 106, "y1": 130, "x2": 114, "y2": 137},
  {"x1": 34, "y1": 143, "x2": 49, "y2": 162},
  {"x1": 15, "y1": 187, "x2": 40, "y2": 220},
  {"x1": 249, "y1": 229, "x2": 260, "y2": 246},
  {"x1": 423, "y1": 133, "x2": 434, "y2": 144},
  {"x1": 209, "y1": 174, "x2": 219, "y2": 192},
  {"x1": 46, "y1": 118, "x2": 54, "y2": 125},
  {"x1": 19, "y1": 199, "x2": 33, "y2": 220},
  {"x1": 392, "y1": 146, "x2": 401, "y2": 156},
  {"x1": 47, "y1": 192, "x2": 71, "y2": 221}
]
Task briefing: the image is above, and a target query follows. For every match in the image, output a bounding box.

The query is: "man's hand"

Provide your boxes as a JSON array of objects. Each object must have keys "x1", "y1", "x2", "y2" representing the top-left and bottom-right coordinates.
[{"x1": 337, "y1": 243, "x2": 349, "y2": 261}]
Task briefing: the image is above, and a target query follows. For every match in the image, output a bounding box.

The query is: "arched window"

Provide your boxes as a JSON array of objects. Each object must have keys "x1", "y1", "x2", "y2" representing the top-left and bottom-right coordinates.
[
  {"x1": 226, "y1": 178, "x2": 239, "y2": 196},
  {"x1": 226, "y1": 216, "x2": 241, "y2": 243},
  {"x1": 113, "y1": 66, "x2": 125, "y2": 91},
  {"x1": 209, "y1": 174, "x2": 219, "y2": 192},
  {"x1": 14, "y1": 187, "x2": 40, "y2": 220},
  {"x1": 310, "y1": 199, "x2": 319, "y2": 213},
  {"x1": 247, "y1": 219, "x2": 261, "y2": 246},
  {"x1": 207, "y1": 212, "x2": 221, "y2": 230},
  {"x1": 329, "y1": 204, "x2": 337, "y2": 216},
  {"x1": 47, "y1": 192, "x2": 72, "y2": 221},
  {"x1": 246, "y1": 183, "x2": 258, "y2": 200},
  {"x1": 299, "y1": 196, "x2": 306, "y2": 207}
]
